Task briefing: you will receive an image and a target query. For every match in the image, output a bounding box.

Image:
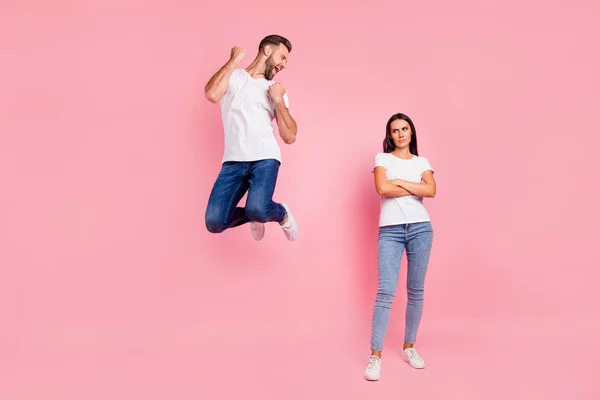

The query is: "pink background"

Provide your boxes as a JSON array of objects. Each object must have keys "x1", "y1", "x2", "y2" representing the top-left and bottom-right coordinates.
[{"x1": 1, "y1": 1, "x2": 599, "y2": 399}]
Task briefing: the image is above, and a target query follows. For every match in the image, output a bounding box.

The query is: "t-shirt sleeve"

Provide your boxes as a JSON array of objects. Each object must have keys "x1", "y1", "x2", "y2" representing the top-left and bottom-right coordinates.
[
  {"x1": 372, "y1": 153, "x2": 387, "y2": 173},
  {"x1": 211, "y1": 68, "x2": 242, "y2": 95},
  {"x1": 226, "y1": 69, "x2": 242, "y2": 93},
  {"x1": 421, "y1": 157, "x2": 434, "y2": 174},
  {"x1": 283, "y1": 93, "x2": 290, "y2": 108}
]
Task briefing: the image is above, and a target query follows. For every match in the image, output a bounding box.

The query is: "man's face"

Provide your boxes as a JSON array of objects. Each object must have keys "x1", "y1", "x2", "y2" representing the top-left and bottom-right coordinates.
[{"x1": 264, "y1": 43, "x2": 289, "y2": 80}]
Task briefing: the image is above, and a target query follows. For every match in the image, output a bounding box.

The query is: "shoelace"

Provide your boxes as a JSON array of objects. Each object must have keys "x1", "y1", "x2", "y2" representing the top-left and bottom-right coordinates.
[
  {"x1": 367, "y1": 356, "x2": 380, "y2": 371},
  {"x1": 405, "y1": 348, "x2": 421, "y2": 360}
]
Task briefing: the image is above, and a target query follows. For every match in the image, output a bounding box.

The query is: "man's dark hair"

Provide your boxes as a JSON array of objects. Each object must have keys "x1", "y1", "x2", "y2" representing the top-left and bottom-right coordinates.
[{"x1": 259, "y1": 35, "x2": 292, "y2": 53}]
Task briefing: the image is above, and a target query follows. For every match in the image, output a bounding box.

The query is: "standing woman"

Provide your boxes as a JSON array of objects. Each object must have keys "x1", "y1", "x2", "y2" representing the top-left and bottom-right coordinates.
[{"x1": 365, "y1": 113, "x2": 437, "y2": 381}]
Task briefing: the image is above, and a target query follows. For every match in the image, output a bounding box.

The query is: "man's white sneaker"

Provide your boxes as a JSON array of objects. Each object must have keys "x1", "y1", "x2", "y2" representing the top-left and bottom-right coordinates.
[
  {"x1": 402, "y1": 347, "x2": 425, "y2": 369},
  {"x1": 365, "y1": 355, "x2": 382, "y2": 381},
  {"x1": 280, "y1": 202, "x2": 298, "y2": 241},
  {"x1": 250, "y1": 222, "x2": 265, "y2": 241}
]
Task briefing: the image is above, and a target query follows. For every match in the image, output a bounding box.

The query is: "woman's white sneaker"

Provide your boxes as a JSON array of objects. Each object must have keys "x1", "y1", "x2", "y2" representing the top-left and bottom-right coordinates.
[
  {"x1": 402, "y1": 347, "x2": 425, "y2": 369},
  {"x1": 364, "y1": 355, "x2": 382, "y2": 381}
]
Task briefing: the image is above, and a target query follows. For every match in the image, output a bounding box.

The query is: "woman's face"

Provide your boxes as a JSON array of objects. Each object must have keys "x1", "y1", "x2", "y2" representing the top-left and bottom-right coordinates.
[{"x1": 389, "y1": 119, "x2": 412, "y2": 149}]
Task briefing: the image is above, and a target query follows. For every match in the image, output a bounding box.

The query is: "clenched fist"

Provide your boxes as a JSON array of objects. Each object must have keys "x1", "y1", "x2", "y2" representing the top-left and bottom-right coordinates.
[
  {"x1": 229, "y1": 46, "x2": 245, "y2": 65},
  {"x1": 268, "y1": 82, "x2": 286, "y2": 104}
]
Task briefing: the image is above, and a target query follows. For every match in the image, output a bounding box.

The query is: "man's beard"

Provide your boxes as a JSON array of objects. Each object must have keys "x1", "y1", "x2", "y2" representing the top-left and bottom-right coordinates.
[{"x1": 264, "y1": 56, "x2": 276, "y2": 80}]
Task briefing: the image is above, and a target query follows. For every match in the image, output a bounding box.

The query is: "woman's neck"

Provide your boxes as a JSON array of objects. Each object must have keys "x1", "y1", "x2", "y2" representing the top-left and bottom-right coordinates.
[{"x1": 392, "y1": 148, "x2": 413, "y2": 159}]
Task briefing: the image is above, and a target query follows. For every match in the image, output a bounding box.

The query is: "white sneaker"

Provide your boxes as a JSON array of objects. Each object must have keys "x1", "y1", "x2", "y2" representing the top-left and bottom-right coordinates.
[
  {"x1": 250, "y1": 222, "x2": 265, "y2": 241},
  {"x1": 365, "y1": 355, "x2": 381, "y2": 381},
  {"x1": 279, "y1": 202, "x2": 298, "y2": 241},
  {"x1": 402, "y1": 347, "x2": 425, "y2": 369}
]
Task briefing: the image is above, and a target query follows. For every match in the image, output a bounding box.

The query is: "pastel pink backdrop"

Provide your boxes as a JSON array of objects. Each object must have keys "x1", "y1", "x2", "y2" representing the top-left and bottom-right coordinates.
[{"x1": 1, "y1": 1, "x2": 599, "y2": 399}]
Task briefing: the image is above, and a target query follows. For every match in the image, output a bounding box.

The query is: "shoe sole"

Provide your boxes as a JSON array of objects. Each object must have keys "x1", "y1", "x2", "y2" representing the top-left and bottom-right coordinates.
[
  {"x1": 250, "y1": 225, "x2": 265, "y2": 241},
  {"x1": 403, "y1": 358, "x2": 426, "y2": 369}
]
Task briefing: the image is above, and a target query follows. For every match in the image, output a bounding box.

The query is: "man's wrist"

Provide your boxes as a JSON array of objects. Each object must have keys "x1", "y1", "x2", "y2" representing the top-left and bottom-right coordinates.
[{"x1": 226, "y1": 58, "x2": 240, "y2": 69}]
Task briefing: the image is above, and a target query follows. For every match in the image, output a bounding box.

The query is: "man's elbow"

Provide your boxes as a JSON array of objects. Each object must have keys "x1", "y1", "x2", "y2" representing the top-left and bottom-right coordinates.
[{"x1": 283, "y1": 131, "x2": 297, "y2": 145}]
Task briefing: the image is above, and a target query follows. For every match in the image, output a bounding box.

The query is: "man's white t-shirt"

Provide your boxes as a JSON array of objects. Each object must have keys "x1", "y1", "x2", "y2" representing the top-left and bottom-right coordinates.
[
  {"x1": 373, "y1": 152, "x2": 434, "y2": 227},
  {"x1": 219, "y1": 68, "x2": 289, "y2": 163}
]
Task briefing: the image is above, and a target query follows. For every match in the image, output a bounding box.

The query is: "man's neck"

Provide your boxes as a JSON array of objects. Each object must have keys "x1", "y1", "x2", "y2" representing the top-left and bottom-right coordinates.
[{"x1": 245, "y1": 58, "x2": 267, "y2": 79}]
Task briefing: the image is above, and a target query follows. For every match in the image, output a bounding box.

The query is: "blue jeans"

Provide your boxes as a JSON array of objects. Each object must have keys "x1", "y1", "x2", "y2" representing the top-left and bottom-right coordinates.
[
  {"x1": 370, "y1": 222, "x2": 434, "y2": 351},
  {"x1": 205, "y1": 159, "x2": 286, "y2": 233}
]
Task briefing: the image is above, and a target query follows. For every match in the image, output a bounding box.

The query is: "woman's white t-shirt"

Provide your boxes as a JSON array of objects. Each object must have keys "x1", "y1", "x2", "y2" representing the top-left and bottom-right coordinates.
[{"x1": 373, "y1": 152, "x2": 434, "y2": 227}]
